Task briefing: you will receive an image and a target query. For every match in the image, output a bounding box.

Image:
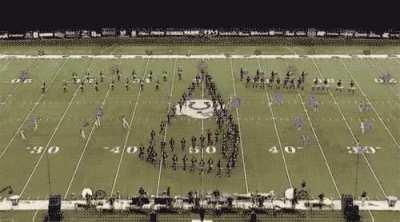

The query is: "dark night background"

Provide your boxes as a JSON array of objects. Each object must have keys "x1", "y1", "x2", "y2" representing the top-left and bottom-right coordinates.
[{"x1": 0, "y1": 1, "x2": 396, "y2": 32}]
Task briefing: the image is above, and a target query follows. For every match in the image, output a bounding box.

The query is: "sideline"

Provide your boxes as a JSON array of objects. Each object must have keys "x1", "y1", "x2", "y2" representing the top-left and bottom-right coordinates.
[{"x1": 1, "y1": 54, "x2": 400, "y2": 59}]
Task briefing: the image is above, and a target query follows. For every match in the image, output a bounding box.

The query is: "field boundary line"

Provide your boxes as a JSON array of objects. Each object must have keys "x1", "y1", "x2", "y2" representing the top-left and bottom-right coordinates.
[
  {"x1": 4, "y1": 54, "x2": 400, "y2": 59},
  {"x1": 229, "y1": 59, "x2": 249, "y2": 194},
  {"x1": 155, "y1": 59, "x2": 177, "y2": 196},
  {"x1": 340, "y1": 60, "x2": 400, "y2": 151},
  {"x1": 109, "y1": 58, "x2": 151, "y2": 196},
  {"x1": 312, "y1": 59, "x2": 387, "y2": 199},
  {"x1": 19, "y1": 86, "x2": 80, "y2": 197},
  {"x1": 256, "y1": 59, "x2": 293, "y2": 188},
  {"x1": 297, "y1": 94, "x2": 341, "y2": 197},
  {"x1": 0, "y1": 60, "x2": 68, "y2": 160}
]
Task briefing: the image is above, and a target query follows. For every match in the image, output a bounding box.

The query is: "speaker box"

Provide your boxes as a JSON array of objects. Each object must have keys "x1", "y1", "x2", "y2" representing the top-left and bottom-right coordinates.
[
  {"x1": 48, "y1": 195, "x2": 62, "y2": 221},
  {"x1": 250, "y1": 211, "x2": 257, "y2": 222},
  {"x1": 154, "y1": 197, "x2": 173, "y2": 205},
  {"x1": 345, "y1": 205, "x2": 360, "y2": 222},
  {"x1": 341, "y1": 194, "x2": 353, "y2": 210},
  {"x1": 149, "y1": 211, "x2": 157, "y2": 222}
]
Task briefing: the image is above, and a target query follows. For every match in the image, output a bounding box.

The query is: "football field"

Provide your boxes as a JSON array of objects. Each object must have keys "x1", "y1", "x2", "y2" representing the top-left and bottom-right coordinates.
[{"x1": 0, "y1": 54, "x2": 399, "y2": 221}]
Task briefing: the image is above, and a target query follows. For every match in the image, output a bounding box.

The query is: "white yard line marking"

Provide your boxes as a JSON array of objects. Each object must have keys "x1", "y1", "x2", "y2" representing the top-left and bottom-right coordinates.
[
  {"x1": 0, "y1": 61, "x2": 34, "y2": 112},
  {"x1": 0, "y1": 86, "x2": 18, "y2": 111},
  {"x1": 155, "y1": 59, "x2": 177, "y2": 196},
  {"x1": 64, "y1": 86, "x2": 113, "y2": 199},
  {"x1": 256, "y1": 60, "x2": 293, "y2": 187},
  {"x1": 201, "y1": 70, "x2": 205, "y2": 135},
  {"x1": 297, "y1": 94, "x2": 341, "y2": 197},
  {"x1": 229, "y1": 59, "x2": 249, "y2": 193},
  {"x1": 64, "y1": 59, "x2": 124, "y2": 198},
  {"x1": 279, "y1": 58, "x2": 340, "y2": 196},
  {"x1": 0, "y1": 60, "x2": 11, "y2": 91},
  {"x1": 368, "y1": 210, "x2": 375, "y2": 222},
  {"x1": 388, "y1": 59, "x2": 400, "y2": 92},
  {"x1": 200, "y1": 61, "x2": 205, "y2": 194},
  {"x1": 266, "y1": 91, "x2": 293, "y2": 188},
  {"x1": 0, "y1": 60, "x2": 11, "y2": 72},
  {"x1": 313, "y1": 59, "x2": 387, "y2": 197},
  {"x1": 340, "y1": 59, "x2": 400, "y2": 151},
  {"x1": 284, "y1": 46, "x2": 298, "y2": 55},
  {"x1": 19, "y1": 87, "x2": 80, "y2": 197},
  {"x1": 109, "y1": 58, "x2": 151, "y2": 196},
  {"x1": 32, "y1": 209, "x2": 39, "y2": 222},
  {"x1": 30, "y1": 50, "x2": 113, "y2": 216},
  {"x1": 0, "y1": 60, "x2": 68, "y2": 160},
  {"x1": 109, "y1": 43, "x2": 119, "y2": 55},
  {"x1": 366, "y1": 59, "x2": 400, "y2": 108},
  {"x1": 201, "y1": 66, "x2": 205, "y2": 156},
  {"x1": 21, "y1": 59, "x2": 96, "y2": 198}
]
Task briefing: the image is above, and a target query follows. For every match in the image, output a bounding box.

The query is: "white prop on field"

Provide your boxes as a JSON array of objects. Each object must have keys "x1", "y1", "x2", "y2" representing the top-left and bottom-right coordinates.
[{"x1": 176, "y1": 99, "x2": 220, "y2": 119}]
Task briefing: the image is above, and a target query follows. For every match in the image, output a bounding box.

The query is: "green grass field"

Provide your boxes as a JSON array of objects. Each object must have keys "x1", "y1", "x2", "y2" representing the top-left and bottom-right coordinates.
[{"x1": 0, "y1": 51, "x2": 399, "y2": 221}]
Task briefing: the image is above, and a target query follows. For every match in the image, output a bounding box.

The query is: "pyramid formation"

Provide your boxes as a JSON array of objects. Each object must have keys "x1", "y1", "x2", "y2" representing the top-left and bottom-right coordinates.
[{"x1": 135, "y1": 63, "x2": 241, "y2": 177}]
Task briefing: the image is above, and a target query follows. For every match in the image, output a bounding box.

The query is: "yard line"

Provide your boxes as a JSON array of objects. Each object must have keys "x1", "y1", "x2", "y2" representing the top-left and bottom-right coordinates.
[
  {"x1": 31, "y1": 48, "x2": 111, "y2": 219},
  {"x1": 278, "y1": 58, "x2": 340, "y2": 196},
  {"x1": 256, "y1": 59, "x2": 293, "y2": 188},
  {"x1": 20, "y1": 59, "x2": 95, "y2": 197},
  {"x1": 32, "y1": 209, "x2": 39, "y2": 222},
  {"x1": 0, "y1": 60, "x2": 11, "y2": 91},
  {"x1": 0, "y1": 60, "x2": 68, "y2": 160},
  {"x1": 0, "y1": 60, "x2": 11, "y2": 83},
  {"x1": 229, "y1": 59, "x2": 249, "y2": 193},
  {"x1": 109, "y1": 58, "x2": 151, "y2": 196},
  {"x1": 312, "y1": 60, "x2": 381, "y2": 222},
  {"x1": 0, "y1": 59, "x2": 11, "y2": 72},
  {"x1": 63, "y1": 83, "x2": 113, "y2": 199},
  {"x1": 108, "y1": 43, "x2": 118, "y2": 55},
  {"x1": 312, "y1": 59, "x2": 387, "y2": 198},
  {"x1": 155, "y1": 59, "x2": 177, "y2": 196},
  {"x1": 200, "y1": 61, "x2": 205, "y2": 194},
  {"x1": 366, "y1": 59, "x2": 400, "y2": 107},
  {"x1": 19, "y1": 86, "x2": 80, "y2": 197},
  {"x1": 201, "y1": 67, "x2": 205, "y2": 135},
  {"x1": 284, "y1": 46, "x2": 298, "y2": 55},
  {"x1": 63, "y1": 59, "x2": 123, "y2": 198},
  {"x1": 0, "y1": 85, "x2": 18, "y2": 111},
  {"x1": 0, "y1": 60, "x2": 35, "y2": 112},
  {"x1": 297, "y1": 94, "x2": 341, "y2": 197},
  {"x1": 340, "y1": 59, "x2": 400, "y2": 151},
  {"x1": 389, "y1": 59, "x2": 400, "y2": 84}
]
